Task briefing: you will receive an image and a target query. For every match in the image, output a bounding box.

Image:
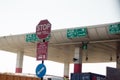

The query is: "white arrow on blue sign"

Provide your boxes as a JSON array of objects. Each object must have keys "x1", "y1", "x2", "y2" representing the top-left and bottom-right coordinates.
[{"x1": 35, "y1": 63, "x2": 46, "y2": 78}]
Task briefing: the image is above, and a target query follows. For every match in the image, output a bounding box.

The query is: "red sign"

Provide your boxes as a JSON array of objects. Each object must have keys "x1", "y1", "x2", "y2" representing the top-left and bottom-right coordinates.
[
  {"x1": 36, "y1": 19, "x2": 51, "y2": 39},
  {"x1": 36, "y1": 42, "x2": 48, "y2": 60}
]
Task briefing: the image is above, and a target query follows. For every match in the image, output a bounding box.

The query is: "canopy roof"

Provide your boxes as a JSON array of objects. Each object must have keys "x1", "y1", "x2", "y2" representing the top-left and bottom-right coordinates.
[{"x1": 0, "y1": 22, "x2": 120, "y2": 63}]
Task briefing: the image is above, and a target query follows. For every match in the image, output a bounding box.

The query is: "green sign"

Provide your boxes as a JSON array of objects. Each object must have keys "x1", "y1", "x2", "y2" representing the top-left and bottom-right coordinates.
[
  {"x1": 67, "y1": 28, "x2": 87, "y2": 38},
  {"x1": 26, "y1": 33, "x2": 50, "y2": 42},
  {"x1": 109, "y1": 23, "x2": 120, "y2": 34}
]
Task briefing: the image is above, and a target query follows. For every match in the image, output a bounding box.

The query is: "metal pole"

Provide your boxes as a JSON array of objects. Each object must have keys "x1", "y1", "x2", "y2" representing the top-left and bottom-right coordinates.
[
  {"x1": 42, "y1": 60, "x2": 44, "y2": 64},
  {"x1": 41, "y1": 39, "x2": 45, "y2": 80},
  {"x1": 41, "y1": 60, "x2": 44, "y2": 80}
]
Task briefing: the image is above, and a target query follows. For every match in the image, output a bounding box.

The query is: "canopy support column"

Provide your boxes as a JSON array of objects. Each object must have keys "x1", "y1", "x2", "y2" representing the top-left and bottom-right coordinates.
[
  {"x1": 73, "y1": 46, "x2": 82, "y2": 73},
  {"x1": 64, "y1": 62, "x2": 69, "y2": 78},
  {"x1": 15, "y1": 51, "x2": 24, "y2": 73}
]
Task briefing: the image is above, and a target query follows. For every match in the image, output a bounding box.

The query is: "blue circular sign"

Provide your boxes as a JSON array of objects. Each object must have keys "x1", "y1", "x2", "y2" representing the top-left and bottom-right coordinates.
[{"x1": 35, "y1": 63, "x2": 46, "y2": 78}]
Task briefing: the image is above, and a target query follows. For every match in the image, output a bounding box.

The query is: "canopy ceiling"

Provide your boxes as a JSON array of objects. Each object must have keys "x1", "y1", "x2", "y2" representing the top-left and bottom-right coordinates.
[{"x1": 0, "y1": 22, "x2": 120, "y2": 63}]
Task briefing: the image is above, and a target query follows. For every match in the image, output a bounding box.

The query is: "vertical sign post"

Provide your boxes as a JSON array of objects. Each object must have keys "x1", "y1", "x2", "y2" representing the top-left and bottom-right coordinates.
[{"x1": 36, "y1": 19, "x2": 51, "y2": 80}]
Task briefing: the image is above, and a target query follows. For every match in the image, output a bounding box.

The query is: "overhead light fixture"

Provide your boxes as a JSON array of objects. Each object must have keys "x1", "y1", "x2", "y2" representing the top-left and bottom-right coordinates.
[
  {"x1": 73, "y1": 58, "x2": 78, "y2": 62},
  {"x1": 82, "y1": 41, "x2": 88, "y2": 50},
  {"x1": 82, "y1": 41, "x2": 89, "y2": 61},
  {"x1": 86, "y1": 56, "x2": 88, "y2": 61},
  {"x1": 110, "y1": 56, "x2": 112, "y2": 61}
]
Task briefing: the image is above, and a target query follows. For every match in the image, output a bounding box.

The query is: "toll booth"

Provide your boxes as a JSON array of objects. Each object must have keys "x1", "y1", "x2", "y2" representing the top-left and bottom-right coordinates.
[{"x1": 71, "y1": 72, "x2": 106, "y2": 80}]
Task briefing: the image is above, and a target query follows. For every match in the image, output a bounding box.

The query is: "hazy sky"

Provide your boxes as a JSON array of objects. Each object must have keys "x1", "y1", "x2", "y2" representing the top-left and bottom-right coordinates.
[
  {"x1": 0, "y1": 0, "x2": 119, "y2": 77},
  {"x1": 0, "y1": 0, "x2": 120, "y2": 36}
]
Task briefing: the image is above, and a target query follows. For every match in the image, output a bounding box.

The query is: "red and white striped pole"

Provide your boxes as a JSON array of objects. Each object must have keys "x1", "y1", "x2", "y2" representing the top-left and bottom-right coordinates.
[
  {"x1": 64, "y1": 62, "x2": 69, "y2": 78},
  {"x1": 73, "y1": 46, "x2": 82, "y2": 73},
  {"x1": 15, "y1": 51, "x2": 24, "y2": 73}
]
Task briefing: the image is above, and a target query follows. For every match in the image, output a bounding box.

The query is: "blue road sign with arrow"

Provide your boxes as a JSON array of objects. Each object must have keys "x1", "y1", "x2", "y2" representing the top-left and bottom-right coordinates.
[{"x1": 35, "y1": 63, "x2": 46, "y2": 78}]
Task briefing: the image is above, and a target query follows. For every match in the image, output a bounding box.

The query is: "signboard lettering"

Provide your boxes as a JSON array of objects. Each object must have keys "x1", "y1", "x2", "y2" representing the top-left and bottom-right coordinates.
[
  {"x1": 26, "y1": 33, "x2": 50, "y2": 42},
  {"x1": 67, "y1": 27, "x2": 87, "y2": 38},
  {"x1": 108, "y1": 23, "x2": 120, "y2": 34},
  {"x1": 36, "y1": 19, "x2": 51, "y2": 39},
  {"x1": 37, "y1": 42, "x2": 48, "y2": 60}
]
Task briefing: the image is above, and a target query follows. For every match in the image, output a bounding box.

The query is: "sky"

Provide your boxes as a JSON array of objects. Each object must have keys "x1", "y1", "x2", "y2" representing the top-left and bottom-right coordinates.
[
  {"x1": 0, "y1": 0, "x2": 120, "y2": 77},
  {"x1": 0, "y1": 0, "x2": 120, "y2": 36},
  {"x1": 0, "y1": 51, "x2": 116, "y2": 76}
]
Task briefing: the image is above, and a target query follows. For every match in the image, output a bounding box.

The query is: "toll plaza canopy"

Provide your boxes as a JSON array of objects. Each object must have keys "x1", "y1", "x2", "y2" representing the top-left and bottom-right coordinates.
[{"x1": 0, "y1": 22, "x2": 120, "y2": 63}]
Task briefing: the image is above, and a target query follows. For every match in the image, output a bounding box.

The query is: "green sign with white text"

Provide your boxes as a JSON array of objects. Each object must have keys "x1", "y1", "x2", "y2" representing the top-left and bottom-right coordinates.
[
  {"x1": 26, "y1": 33, "x2": 50, "y2": 42},
  {"x1": 67, "y1": 28, "x2": 87, "y2": 38},
  {"x1": 108, "y1": 23, "x2": 120, "y2": 34}
]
